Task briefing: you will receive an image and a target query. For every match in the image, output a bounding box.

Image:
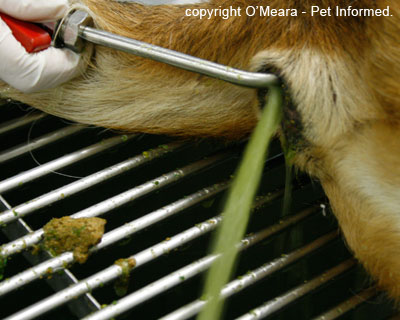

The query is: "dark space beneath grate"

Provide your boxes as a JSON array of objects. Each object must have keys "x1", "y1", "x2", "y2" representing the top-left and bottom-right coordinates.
[{"x1": 0, "y1": 102, "x2": 397, "y2": 320}]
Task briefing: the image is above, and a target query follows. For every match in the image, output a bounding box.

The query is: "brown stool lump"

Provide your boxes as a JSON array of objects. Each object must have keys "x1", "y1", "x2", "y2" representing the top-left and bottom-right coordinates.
[{"x1": 43, "y1": 216, "x2": 106, "y2": 264}]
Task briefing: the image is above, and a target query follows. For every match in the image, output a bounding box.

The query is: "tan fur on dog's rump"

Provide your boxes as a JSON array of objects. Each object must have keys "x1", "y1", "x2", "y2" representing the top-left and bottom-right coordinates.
[
  {"x1": 1, "y1": 0, "x2": 400, "y2": 302},
  {"x1": 321, "y1": 121, "x2": 400, "y2": 298}
]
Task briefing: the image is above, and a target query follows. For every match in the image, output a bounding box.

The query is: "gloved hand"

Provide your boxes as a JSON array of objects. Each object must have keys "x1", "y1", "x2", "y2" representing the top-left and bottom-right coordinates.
[{"x1": 0, "y1": 0, "x2": 81, "y2": 93}]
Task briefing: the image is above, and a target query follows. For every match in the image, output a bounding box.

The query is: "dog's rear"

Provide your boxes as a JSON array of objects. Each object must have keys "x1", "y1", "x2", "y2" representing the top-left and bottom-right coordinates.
[{"x1": 1, "y1": 0, "x2": 400, "y2": 301}]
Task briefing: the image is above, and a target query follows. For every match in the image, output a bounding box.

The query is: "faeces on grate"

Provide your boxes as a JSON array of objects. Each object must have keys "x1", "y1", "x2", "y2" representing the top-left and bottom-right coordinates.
[
  {"x1": 43, "y1": 216, "x2": 106, "y2": 264},
  {"x1": 114, "y1": 257, "x2": 136, "y2": 297}
]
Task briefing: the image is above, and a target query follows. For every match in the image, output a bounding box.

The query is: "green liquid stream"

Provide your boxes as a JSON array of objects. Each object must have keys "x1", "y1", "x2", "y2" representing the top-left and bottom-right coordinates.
[{"x1": 198, "y1": 86, "x2": 283, "y2": 320}]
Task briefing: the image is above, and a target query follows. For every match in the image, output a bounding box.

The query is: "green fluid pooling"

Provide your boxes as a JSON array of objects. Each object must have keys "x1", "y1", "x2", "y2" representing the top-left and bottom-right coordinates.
[
  {"x1": 0, "y1": 255, "x2": 6, "y2": 281},
  {"x1": 198, "y1": 86, "x2": 283, "y2": 320}
]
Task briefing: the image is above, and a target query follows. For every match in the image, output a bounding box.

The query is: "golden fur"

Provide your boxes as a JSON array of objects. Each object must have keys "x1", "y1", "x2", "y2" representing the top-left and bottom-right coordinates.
[{"x1": 1, "y1": 0, "x2": 400, "y2": 301}]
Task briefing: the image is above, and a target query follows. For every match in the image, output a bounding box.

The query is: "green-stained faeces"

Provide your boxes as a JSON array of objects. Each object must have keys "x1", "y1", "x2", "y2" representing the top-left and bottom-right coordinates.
[
  {"x1": 114, "y1": 258, "x2": 136, "y2": 296},
  {"x1": 0, "y1": 255, "x2": 6, "y2": 281},
  {"x1": 43, "y1": 216, "x2": 106, "y2": 264}
]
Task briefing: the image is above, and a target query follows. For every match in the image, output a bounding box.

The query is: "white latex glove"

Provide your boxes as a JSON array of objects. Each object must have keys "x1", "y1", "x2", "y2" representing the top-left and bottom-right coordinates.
[{"x1": 0, "y1": 0, "x2": 81, "y2": 93}]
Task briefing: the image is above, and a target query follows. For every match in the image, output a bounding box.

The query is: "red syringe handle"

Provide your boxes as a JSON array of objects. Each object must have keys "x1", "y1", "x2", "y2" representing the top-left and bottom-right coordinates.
[{"x1": 0, "y1": 12, "x2": 52, "y2": 53}]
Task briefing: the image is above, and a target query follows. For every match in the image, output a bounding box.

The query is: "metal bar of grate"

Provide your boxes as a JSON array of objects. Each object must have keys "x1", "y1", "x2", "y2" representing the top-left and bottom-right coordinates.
[
  {"x1": 0, "y1": 113, "x2": 46, "y2": 136},
  {"x1": 5, "y1": 196, "x2": 306, "y2": 320},
  {"x1": 0, "y1": 180, "x2": 231, "y2": 295},
  {"x1": 235, "y1": 259, "x2": 357, "y2": 320},
  {"x1": 70, "y1": 152, "x2": 231, "y2": 220},
  {"x1": 160, "y1": 231, "x2": 338, "y2": 320},
  {"x1": 5, "y1": 218, "x2": 220, "y2": 320},
  {"x1": 311, "y1": 287, "x2": 378, "y2": 320},
  {"x1": 0, "y1": 133, "x2": 135, "y2": 194},
  {"x1": 0, "y1": 125, "x2": 85, "y2": 163},
  {"x1": 0, "y1": 192, "x2": 102, "y2": 318},
  {"x1": 0, "y1": 151, "x2": 232, "y2": 259},
  {"x1": 0, "y1": 141, "x2": 183, "y2": 235},
  {"x1": 86, "y1": 223, "x2": 335, "y2": 320}
]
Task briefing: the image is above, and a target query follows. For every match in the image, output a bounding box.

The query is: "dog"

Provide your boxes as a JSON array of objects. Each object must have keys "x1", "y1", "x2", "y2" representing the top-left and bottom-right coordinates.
[{"x1": 1, "y1": 0, "x2": 400, "y2": 302}]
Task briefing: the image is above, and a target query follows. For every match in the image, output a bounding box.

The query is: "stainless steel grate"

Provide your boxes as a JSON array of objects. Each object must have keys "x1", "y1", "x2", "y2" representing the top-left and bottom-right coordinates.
[{"x1": 0, "y1": 103, "x2": 397, "y2": 320}]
